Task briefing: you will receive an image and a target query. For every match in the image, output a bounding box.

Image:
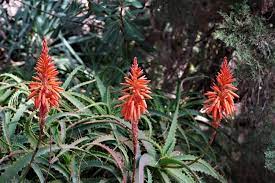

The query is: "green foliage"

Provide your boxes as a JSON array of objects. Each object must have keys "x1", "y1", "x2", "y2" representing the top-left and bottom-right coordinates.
[
  {"x1": 0, "y1": 0, "x2": 88, "y2": 74},
  {"x1": 0, "y1": 0, "x2": 149, "y2": 84},
  {"x1": 214, "y1": 1, "x2": 275, "y2": 79}
]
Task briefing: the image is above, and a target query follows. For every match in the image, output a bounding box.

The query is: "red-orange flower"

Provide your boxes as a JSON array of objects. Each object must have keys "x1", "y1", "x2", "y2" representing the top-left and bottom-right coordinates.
[
  {"x1": 118, "y1": 57, "x2": 151, "y2": 123},
  {"x1": 203, "y1": 57, "x2": 239, "y2": 128},
  {"x1": 29, "y1": 38, "x2": 63, "y2": 125}
]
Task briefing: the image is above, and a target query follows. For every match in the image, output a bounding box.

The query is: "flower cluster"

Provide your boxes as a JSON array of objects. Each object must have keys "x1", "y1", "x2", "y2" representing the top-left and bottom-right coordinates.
[
  {"x1": 203, "y1": 57, "x2": 239, "y2": 128},
  {"x1": 29, "y1": 38, "x2": 63, "y2": 128},
  {"x1": 118, "y1": 57, "x2": 151, "y2": 123}
]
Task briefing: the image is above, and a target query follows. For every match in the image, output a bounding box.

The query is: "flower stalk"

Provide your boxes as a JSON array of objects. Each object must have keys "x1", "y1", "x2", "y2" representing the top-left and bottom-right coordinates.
[
  {"x1": 187, "y1": 57, "x2": 239, "y2": 167},
  {"x1": 118, "y1": 57, "x2": 151, "y2": 183},
  {"x1": 20, "y1": 38, "x2": 63, "y2": 181}
]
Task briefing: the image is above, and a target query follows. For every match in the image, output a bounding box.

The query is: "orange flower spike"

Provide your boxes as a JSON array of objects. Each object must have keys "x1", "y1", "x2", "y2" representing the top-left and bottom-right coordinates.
[
  {"x1": 119, "y1": 57, "x2": 152, "y2": 123},
  {"x1": 203, "y1": 57, "x2": 239, "y2": 127},
  {"x1": 118, "y1": 57, "x2": 151, "y2": 182},
  {"x1": 29, "y1": 38, "x2": 63, "y2": 129}
]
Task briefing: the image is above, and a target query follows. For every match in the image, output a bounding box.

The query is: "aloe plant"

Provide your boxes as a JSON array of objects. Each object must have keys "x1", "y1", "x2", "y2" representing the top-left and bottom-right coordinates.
[{"x1": 0, "y1": 67, "x2": 227, "y2": 182}]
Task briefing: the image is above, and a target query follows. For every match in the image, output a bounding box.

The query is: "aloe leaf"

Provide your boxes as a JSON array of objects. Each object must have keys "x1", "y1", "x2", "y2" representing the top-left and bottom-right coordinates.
[
  {"x1": 36, "y1": 157, "x2": 70, "y2": 181},
  {"x1": 70, "y1": 156, "x2": 80, "y2": 183},
  {"x1": 86, "y1": 142, "x2": 126, "y2": 182},
  {"x1": 46, "y1": 112, "x2": 80, "y2": 127},
  {"x1": 147, "y1": 168, "x2": 153, "y2": 183},
  {"x1": 175, "y1": 154, "x2": 226, "y2": 183},
  {"x1": 160, "y1": 171, "x2": 172, "y2": 183},
  {"x1": 59, "y1": 34, "x2": 84, "y2": 65},
  {"x1": 0, "y1": 73, "x2": 22, "y2": 83},
  {"x1": 162, "y1": 83, "x2": 181, "y2": 155},
  {"x1": 95, "y1": 74, "x2": 107, "y2": 102},
  {"x1": 0, "y1": 145, "x2": 61, "y2": 181},
  {"x1": 62, "y1": 66, "x2": 82, "y2": 90},
  {"x1": 68, "y1": 92, "x2": 106, "y2": 114},
  {"x1": 68, "y1": 80, "x2": 96, "y2": 91},
  {"x1": 0, "y1": 89, "x2": 13, "y2": 102},
  {"x1": 31, "y1": 163, "x2": 45, "y2": 183},
  {"x1": 165, "y1": 168, "x2": 195, "y2": 183},
  {"x1": 80, "y1": 160, "x2": 122, "y2": 182},
  {"x1": 62, "y1": 91, "x2": 91, "y2": 113},
  {"x1": 1, "y1": 111, "x2": 12, "y2": 151},
  {"x1": 136, "y1": 154, "x2": 157, "y2": 183},
  {"x1": 9, "y1": 103, "x2": 30, "y2": 138}
]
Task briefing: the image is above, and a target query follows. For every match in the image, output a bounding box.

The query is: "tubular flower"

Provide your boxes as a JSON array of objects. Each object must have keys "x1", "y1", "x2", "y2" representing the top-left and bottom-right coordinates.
[
  {"x1": 118, "y1": 57, "x2": 152, "y2": 123},
  {"x1": 203, "y1": 57, "x2": 239, "y2": 128},
  {"x1": 29, "y1": 38, "x2": 63, "y2": 127}
]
